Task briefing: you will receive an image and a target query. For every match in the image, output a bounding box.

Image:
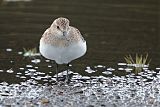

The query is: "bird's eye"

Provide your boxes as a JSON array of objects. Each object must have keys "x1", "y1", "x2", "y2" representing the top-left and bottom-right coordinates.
[{"x1": 57, "y1": 26, "x2": 60, "y2": 29}]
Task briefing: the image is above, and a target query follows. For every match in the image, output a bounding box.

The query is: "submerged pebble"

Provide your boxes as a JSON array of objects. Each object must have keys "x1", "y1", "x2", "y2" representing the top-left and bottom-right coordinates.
[
  {"x1": 48, "y1": 65, "x2": 52, "y2": 68},
  {"x1": 118, "y1": 63, "x2": 127, "y2": 66},
  {"x1": 45, "y1": 60, "x2": 50, "y2": 62},
  {"x1": 19, "y1": 68, "x2": 24, "y2": 70},
  {"x1": 26, "y1": 65, "x2": 33, "y2": 68},
  {"x1": 6, "y1": 68, "x2": 14, "y2": 73},
  {"x1": 102, "y1": 71, "x2": 112, "y2": 75},
  {"x1": 31, "y1": 59, "x2": 41, "y2": 64},
  {"x1": 6, "y1": 48, "x2": 12, "y2": 52},
  {"x1": 94, "y1": 65, "x2": 105, "y2": 68},
  {"x1": 0, "y1": 70, "x2": 3, "y2": 72},
  {"x1": 156, "y1": 68, "x2": 160, "y2": 70},
  {"x1": 20, "y1": 76, "x2": 26, "y2": 79},
  {"x1": 35, "y1": 67, "x2": 39, "y2": 69},
  {"x1": 28, "y1": 69, "x2": 36, "y2": 72},
  {"x1": 85, "y1": 67, "x2": 96, "y2": 73},
  {"x1": 18, "y1": 51, "x2": 23, "y2": 55},
  {"x1": 118, "y1": 68, "x2": 124, "y2": 71},
  {"x1": 17, "y1": 72, "x2": 22, "y2": 75},
  {"x1": 107, "y1": 68, "x2": 115, "y2": 71}
]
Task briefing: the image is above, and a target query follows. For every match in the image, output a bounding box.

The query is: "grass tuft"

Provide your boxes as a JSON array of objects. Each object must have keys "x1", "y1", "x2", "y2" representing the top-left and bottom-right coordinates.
[
  {"x1": 23, "y1": 47, "x2": 40, "y2": 57},
  {"x1": 124, "y1": 53, "x2": 151, "y2": 74}
]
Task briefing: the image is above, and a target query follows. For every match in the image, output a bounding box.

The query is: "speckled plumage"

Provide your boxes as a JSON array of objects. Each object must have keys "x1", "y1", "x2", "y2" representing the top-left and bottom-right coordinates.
[
  {"x1": 41, "y1": 26, "x2": 83, "y2": 47},
  {"x1": 39, "y1": 17, "x2": 87, "y2": 64}
]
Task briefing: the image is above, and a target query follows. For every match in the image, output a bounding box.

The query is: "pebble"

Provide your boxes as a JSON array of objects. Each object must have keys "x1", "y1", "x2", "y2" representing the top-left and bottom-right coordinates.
[
  {"x1": 6, "y1": 48, "x2": 12, "y2": 52},
  {"x1": 6, "y1": 68, "x2": 14, "y2": 73},
  {"x1": 41, "y1": 98, "x2": 49, "y2": 104}
]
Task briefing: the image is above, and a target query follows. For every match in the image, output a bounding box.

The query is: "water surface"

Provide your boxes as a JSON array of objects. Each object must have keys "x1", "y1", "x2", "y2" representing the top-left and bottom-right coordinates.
[{"x1": 0, "y1": 0, "x2": 159, "y2": 83}]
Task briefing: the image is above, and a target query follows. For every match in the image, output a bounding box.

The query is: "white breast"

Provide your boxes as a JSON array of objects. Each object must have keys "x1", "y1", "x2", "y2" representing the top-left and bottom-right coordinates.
[{"x1": 39, "y1": 39, "x2": 87, "y2": 64}]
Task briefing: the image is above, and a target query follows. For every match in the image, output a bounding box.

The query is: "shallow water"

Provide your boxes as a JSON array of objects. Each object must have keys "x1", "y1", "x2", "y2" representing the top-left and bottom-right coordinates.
[
  {"x1": 0, "y1": 0, "x2": 159, "y2": 106},
  {"x1": 0, "y1": 0, "x2": 159, "y2": 82}
]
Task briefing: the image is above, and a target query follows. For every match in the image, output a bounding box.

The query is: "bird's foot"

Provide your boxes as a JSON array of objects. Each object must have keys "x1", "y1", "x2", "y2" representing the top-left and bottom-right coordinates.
[{"x1": 65, "y1": 75, "x2": 70, "y2": 84}]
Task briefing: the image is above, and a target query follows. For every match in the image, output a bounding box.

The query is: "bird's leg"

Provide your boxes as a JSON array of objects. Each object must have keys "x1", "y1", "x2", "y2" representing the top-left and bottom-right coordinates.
[
  {"x1": 66, "y1": 63, "x2": 70, "y2": 83},
  {"x1": 56, "y1": 63, "x2": 59, "y2": 81}
]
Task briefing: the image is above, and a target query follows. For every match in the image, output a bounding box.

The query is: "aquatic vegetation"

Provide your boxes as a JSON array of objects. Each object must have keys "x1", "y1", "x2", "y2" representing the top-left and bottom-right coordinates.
[
  {"x1": 23, "y1": 48, "x2": 40, "y2": 57},
  {"x1": 124, "y1": 54, "x2": 151, "y2": 74},
  {"x1": 124, "y1": 54, "x2": 150, "y2": 66}
]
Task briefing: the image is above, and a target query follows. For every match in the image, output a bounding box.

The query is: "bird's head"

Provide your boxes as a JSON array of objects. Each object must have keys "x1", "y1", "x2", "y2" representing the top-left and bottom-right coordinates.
[{"x1": 51, "y1": 17, "x2": 70, "y2": 38}]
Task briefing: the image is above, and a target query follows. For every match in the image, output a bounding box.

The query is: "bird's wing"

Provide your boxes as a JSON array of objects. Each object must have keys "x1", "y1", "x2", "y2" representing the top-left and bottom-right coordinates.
[{"x1": 71, "y1": 26, "x2": 85, "y2": 42}]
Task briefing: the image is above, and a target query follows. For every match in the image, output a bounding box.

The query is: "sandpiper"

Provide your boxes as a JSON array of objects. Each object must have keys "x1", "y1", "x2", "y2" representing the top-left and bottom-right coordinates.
[{"x1": 39, "y1": 17, "x2": 87, "y2": 82}]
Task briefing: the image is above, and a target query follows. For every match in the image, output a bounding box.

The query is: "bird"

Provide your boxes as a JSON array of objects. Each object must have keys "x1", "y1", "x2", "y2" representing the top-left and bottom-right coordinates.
[{"x1": 39, "y1": 17, "x2": 87, "y2": 82}]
